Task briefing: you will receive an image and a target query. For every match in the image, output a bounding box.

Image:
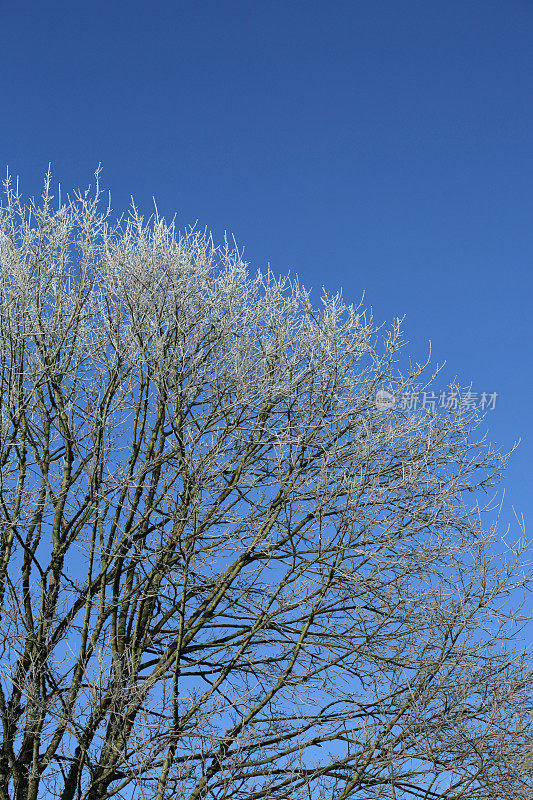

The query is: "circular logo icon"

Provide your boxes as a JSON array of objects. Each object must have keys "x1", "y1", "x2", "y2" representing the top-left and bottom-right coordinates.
[{"x1": 375, "y1": 389, "x2": 395, "y2": 411}]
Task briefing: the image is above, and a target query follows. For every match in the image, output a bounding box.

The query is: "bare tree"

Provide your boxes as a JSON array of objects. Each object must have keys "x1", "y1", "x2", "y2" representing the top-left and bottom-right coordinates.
[{"x1": 0, "y1": 169, "x2": 530, "y2": 800}]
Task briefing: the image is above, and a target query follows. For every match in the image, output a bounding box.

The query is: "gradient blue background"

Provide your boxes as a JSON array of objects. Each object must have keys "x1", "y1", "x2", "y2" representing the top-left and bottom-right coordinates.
[{"x1": 1, "y1": 1, "x2": 531, "y2": 559}]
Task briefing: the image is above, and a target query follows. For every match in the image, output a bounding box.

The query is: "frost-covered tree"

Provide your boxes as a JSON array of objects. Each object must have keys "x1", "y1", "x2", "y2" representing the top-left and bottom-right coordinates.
[{"x1": 0, "y1": 170, "x2": 530, "y2": 800}]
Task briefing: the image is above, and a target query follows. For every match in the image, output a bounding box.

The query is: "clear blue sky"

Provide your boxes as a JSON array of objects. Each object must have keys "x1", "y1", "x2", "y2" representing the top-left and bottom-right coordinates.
[{"x1": 2, "y1": 0, "x2": 531, "y2": 540}]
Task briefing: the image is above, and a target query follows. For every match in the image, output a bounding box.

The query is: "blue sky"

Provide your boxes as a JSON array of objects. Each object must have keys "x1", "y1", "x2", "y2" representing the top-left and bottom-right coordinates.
[{"x1": 2, "y1": 0, "x2": 531, "y2": 541}]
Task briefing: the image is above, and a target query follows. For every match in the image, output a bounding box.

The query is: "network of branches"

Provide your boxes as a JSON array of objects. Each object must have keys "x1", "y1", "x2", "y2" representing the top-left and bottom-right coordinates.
[{"x1": 0, "y1": 170, "x2": 531, "y2": 800}]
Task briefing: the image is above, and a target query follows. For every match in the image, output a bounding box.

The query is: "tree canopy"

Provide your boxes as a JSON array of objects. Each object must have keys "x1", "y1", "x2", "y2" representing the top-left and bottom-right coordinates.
[{"x1": 0, "y1": 171, "x2": 531, "y2": 800}]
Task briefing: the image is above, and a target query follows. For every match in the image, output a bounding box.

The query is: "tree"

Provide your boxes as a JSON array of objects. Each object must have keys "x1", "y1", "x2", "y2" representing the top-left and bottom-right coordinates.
[{"x1": 0, "y1": 169, "x2": 530, "y2": 800}]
